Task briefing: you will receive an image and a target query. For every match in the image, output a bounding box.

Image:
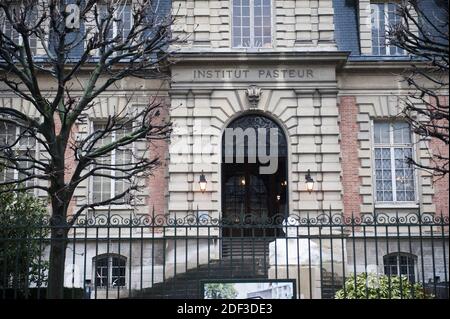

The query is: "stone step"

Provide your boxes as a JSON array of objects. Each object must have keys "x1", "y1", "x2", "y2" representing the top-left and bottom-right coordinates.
[{"x1": 221, "y1": 240, "x2": 271, "y2": 259}]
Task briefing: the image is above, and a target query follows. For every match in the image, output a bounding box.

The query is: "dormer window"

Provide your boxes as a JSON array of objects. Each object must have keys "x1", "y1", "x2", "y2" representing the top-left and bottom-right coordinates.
[
  {"x1": 232, "y1": 0, "x2": 272, "y2": 48},
  {"x1": 371, "y1": 1, "x2": 405, "y2": 55},
  {"x1": 97, "y1": 2, "x2": 133, "y2": 44},
  {"x1": 0, "y1": 3, "x2": 38, "y2": 55}
]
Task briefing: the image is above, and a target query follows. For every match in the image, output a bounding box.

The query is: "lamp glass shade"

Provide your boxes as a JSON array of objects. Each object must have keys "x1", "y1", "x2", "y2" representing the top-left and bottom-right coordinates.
[
  {"x1": 306, "y1": 180, "x2": 314, "y2": 193},
  {"x1": 305, "y1": 170, "x2": 314, "y2": 193},
  {"x1": 199, "y1": 173, "x2": 207, "y2": 193}
]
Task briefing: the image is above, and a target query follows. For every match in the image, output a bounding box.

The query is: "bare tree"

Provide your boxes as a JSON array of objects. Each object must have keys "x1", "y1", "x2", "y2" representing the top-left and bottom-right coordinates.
[
  {"x1": 0, "y1": 0, "x2": 175, "y2": 298},
  {"x1": 389, "y1": 0, "x2": 449, "y2": 177}
]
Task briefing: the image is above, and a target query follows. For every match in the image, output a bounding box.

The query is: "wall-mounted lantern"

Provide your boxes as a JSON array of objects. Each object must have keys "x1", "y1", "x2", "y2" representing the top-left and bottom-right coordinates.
[
  {"x1": 305, "y1": 169, "x2": 314, "y2": 193},
  {"x1": 199, "y1": 171, "x2": 207, "y2": 193}
]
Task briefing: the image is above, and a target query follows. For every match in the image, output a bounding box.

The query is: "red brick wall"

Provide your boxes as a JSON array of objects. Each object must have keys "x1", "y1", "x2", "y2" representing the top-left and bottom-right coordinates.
[
  {"x1": 430, "y1": 96, "x2": 449, "y2": 216},
  {"x1": 147, "y1": 97, "x2": 169, "y2": 215},
  {"x1": 339, "y1": 96, "x2": 362, "y2": 217},
  {"x1": 147, "y1": 139, "x2": 168, "y2": 215},
  {"x1": 53, "y1": 114, "x2": 78, "y2": 216}
]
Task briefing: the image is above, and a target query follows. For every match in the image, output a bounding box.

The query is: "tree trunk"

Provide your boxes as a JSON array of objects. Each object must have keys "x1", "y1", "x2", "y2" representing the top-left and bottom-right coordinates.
[
  {"x1": 46, "y1": 137, "x2": 70, "y2": 299},
  {"x1": 46, "y1": 172, "x2": 69, "y2": 299},
  {"x1": 46, "y1": 218, "x2": 68, "y2": 299}
]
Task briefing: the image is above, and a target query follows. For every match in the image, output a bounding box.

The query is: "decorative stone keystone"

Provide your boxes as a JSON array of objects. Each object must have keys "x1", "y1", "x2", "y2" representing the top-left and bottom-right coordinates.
[{"x1": 246, "y1": 85, "x2": 262, "y2": 108}]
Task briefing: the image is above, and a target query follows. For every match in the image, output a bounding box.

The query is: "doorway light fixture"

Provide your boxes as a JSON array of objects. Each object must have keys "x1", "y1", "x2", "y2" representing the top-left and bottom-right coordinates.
[
  {"x1": 199, "y1": 171, "x2": 207, "y2": 193},
  {"x1": 305, "y1": 169, "x2": 314, "y2": 193}
]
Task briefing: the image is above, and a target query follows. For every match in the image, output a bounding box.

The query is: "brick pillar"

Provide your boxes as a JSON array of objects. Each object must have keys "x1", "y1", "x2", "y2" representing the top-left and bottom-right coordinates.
[
  {"x1": 430, "y1": 96, "x2": 449, "y2": 216},
  {"x1": 339, "y1": 96, "x2": 362, "y2": 217},
  {"x1": 53, "y1": 114, "x2": 78, "y2": 216},
  {"x1": 147, "y1": 98, "x2": 169, "y2": 215},
  {"x1": 148, "y1": 139, "x2": 169, "y2": 215}
]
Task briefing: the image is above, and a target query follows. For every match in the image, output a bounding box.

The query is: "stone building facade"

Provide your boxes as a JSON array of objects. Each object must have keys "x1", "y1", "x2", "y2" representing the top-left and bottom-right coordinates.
[
  {"x1": 161, "y1": 0, "x2": 449, "y2": 299},
  {"x1": 168, "y1": 0, "x2": 448, "y2": 219}
]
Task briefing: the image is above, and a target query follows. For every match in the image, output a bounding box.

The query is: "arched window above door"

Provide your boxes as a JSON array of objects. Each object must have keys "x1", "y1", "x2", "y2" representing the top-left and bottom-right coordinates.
[{"x1": 222, "y1": 114, "x2": 288, "y2": 159}]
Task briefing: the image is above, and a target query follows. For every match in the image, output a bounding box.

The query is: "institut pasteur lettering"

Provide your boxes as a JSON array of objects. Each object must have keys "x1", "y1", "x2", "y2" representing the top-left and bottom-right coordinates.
[
  {"x1": 191, "y1": 68, "x2": 315, "y2": 80},
  {"x1": 0, "y1": 0, "x2": 448, "y2": 299}
]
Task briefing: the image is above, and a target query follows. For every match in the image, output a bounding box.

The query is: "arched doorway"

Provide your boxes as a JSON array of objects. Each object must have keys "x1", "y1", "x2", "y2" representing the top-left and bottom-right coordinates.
[{"x1": 221, "y1": 114, "x2": 288, "y2": 239}]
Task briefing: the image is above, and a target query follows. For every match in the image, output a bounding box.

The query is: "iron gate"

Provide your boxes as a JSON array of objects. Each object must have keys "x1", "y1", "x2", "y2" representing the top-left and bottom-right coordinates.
[{"x1": 0, "y1": 211, "x2": 448, "y2": 299}]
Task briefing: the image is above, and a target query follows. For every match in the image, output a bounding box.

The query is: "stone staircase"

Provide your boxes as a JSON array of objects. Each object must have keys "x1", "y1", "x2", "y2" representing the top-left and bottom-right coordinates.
[
  {"x1": 320, "y1": 269, "x2": 344, "y2": 299},
  {"x1": 130, "y1": 237, "x2": 343, "y2": 299},
  {"x1": 132, "y1": 264, "x2": 344, "y2": 299},
  {"x1": 132, "y1": 258, "x2": 269, "y2": 299}
]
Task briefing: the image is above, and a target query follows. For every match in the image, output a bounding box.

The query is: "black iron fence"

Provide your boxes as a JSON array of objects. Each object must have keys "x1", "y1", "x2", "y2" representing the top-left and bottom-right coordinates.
[{"x1": 0, "y1": 211, "x2": 448, "y2": 299}]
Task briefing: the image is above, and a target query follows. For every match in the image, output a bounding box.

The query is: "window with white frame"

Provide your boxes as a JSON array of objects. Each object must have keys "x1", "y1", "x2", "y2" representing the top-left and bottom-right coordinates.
[
  {"x1": 370, "y1": 1, "x2": 405, "y2": 55},
  {"x1": 384, "y1": 253, "x2": 417, "y2": 283},
  {"x1": 0, "y1": 122, "x2": 36, "y2": 189},
  {"x1": 0, "y1": 3, "x2": 38, "y2": 55},
  {"x1": 91, "y1": 122, "x2": 132, "y2": 204},
  {"x1": 232, "y1": 0, "x2": 272, "y2": 48},
  {"x1": 94, "y1": 254, "x2": 126, "y2": 288},
  {"x1": 373, "y1": 121, "x2": 415, "y2": 203},
  {"x1": 98, "y1": 2, "x2": 133, "y2": 43}
]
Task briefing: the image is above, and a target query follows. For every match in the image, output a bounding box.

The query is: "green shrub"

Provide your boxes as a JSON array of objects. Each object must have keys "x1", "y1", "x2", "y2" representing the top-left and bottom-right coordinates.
[
  {"x1": 0, "y1": 189, "x2": 49, "y2": 293},
  {"x1": 335, "y1": 272, "x2": 433, "y2": 299},
  {"x1": 204, "y1": 283, "x2": 238, "y2": 299}
]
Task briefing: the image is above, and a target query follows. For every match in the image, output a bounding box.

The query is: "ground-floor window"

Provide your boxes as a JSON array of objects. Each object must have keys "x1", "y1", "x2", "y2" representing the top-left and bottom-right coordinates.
[
  {"x1": 383, "y1": 252, "x2": 417, "y2": 283},
  {"x1": 94, "y1": 254, "x2": 126, "y2": 288}
]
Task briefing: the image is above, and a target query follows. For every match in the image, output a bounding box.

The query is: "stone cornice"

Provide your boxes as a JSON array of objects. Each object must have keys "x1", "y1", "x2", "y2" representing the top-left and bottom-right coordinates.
[
  {"x1": 342, "y1": 60, "x2": 431, "y2": 71},
  {"x1": 171, "y1": 51, "x2": 350, "y2": 67}
]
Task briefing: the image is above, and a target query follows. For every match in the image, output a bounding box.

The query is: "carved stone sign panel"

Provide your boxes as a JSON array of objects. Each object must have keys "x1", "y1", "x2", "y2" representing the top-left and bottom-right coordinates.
[{"x1": 172, "y1": 65, "x2": 336, "y2": 83}]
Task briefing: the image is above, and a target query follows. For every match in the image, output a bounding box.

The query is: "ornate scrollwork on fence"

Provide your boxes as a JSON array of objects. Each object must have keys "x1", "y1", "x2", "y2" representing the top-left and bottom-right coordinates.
[
  {"x1": 0, "y1": 212, "x2": 449, "y2": 232},
  {"x1": 14, "y1": 211, "x2": 446, "y2": 228},
  {"x1": 39, "y1": 211, "x2": 448, "y2": 228}
]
